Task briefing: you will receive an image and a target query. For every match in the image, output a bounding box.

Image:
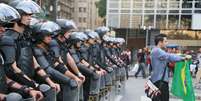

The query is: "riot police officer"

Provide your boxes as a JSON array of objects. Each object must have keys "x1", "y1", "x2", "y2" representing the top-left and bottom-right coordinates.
[
  {"x1": 84, "y1": 30, "x2": 111, "y2": 101},
  {"x1": 10, "y1": 0, "x2": 60, "y2": 92},
  {"x1": 104, "y1": 36, "x2": 128, "y2": 96},
  {"x1": 2, "y1": 0, "x2": 59, "y2": 100},
  {"x1": 68, "y1": 32, "x2": 103, "y2": 101},
  {"x1": 32, "y1": 21, "x2": 78, "y2": 101},
  {"x1": 110, "y1": 37, "x2": 127, "y2": 83},
  {"x1": 46, "y1": 21, "x2": 84, "y2": 101},
  {"x1": 51, "y1": 19, "x2": 88, "y2": 101},
  {"x1": 94, "y1": 27, "x2": 125, "y2": 99},
  {"x1": 0, "y1": 3, "x2": 44, "y2": 101},
  {"x1": 55, "y1": 19, "x2": 85, "y2": 83},
  {"x1": 55, "y1": 19, "x2": 99, "y2": 101}
]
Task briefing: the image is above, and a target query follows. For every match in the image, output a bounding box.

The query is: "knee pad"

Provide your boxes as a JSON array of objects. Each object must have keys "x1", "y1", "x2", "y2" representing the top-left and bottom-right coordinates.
[
  {"x1": 106, "y1": 67, "x2": 113, "y2": 73},
  {"x1": 55, "y1": 64, "x2": 68, "y2": 74},
  {"x1": 39, "y1": 84, "x2": 51, "y2": 93},
  {"x1": 92, "y1": 72, "x2": 100, "y2": 80},
  {"x1": 6, "y1": 93, "x2": 22, "y2": 101},
  {"x1": 69, "y1": 79, "x2": 78, "y2": 89}
]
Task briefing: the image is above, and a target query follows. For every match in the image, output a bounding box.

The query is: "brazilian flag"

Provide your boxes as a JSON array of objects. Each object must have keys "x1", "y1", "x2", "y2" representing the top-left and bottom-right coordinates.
[{"x1": 171, "y1": 60, "x2": 195, "y2": 101}]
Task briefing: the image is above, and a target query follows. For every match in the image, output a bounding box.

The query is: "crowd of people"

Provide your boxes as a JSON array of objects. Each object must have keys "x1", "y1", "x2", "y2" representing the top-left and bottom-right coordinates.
[
  {"x1": 0, "y1": 1, "x2": 129, "y2": 101},
  {"x1": 134, "y1": 46, "x2": 201, "y2": 78},
  {"x1": 133, "y1": 36, "x2": 201, "y2": 101},
  {"x1": 2, "y1": 0, "x2": 201, "y2": 101}
]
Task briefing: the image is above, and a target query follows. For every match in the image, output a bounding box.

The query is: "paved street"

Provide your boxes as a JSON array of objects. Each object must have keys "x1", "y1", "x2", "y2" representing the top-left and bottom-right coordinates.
[
  {"x1": 116, "y1": 76, "x2": 201, "y2": 101},
  {"x1": 119, "y1": 77, "x2": 149, "y2": 101},
  {"x1": 118, "y1": 77, "x2": 182, "y2": 101}
]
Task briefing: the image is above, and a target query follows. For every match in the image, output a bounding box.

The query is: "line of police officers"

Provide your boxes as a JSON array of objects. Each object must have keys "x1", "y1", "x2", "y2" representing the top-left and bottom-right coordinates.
[{"x1": 0, "y1": 0, "x2": 128, "y2": 101}]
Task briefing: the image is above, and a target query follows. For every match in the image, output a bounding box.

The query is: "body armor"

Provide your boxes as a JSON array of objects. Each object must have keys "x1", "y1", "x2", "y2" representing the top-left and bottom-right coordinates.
[
  {"x1": 0, "y1": 57, "x2": 7, "y2": 94},
  {"x1": 33, "y1": 47, "x2": 76, "y2": 86},
  {"x1": 55, "y1": 39, "x2": 69, "y2": 65},
  {"x1": 0, "y1": 29, "x2": 36, "y2": 88},
  {"x1": 16, "y1": 28, "x2": 35, "y2": 78},
  {"x1": 49, "y1": 39, "x2": 79, "y2": 101},
  {"x1": 69, "y1": 48, "x2": 95, "y2": 78},
  {"x1": 79, "y1": 45, "x2": 89, "y2": 62}
]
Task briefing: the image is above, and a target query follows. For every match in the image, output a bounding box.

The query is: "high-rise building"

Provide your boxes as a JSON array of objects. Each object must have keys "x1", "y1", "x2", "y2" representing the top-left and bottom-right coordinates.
[
  {"x1": 107, "y1": 0, "x2": 201, "y2": 29},
  {"x1": 35, "y1": 0, "x2": 73, "y2": 19},
  {"x1": 107, "y1": 0, "x2": 201, "y2": 49},
  {"x1": 72, "y1": 0, "x2": 104, "y2": 31},
  {"x1": 58, "y1": 0, "x2": 73, "y2": 19}
]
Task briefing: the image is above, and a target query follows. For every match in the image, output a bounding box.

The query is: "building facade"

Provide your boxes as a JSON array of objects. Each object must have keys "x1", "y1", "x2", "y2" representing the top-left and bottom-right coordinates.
[
  {"x1": 107, "y1": 0, "x2": 201, "y2": 49},
  {"x1": 10, "y1": 0, "x2": 103, "y2": 31},
  {"x1": 72, "y1": 0, "x2": 104, "y2": 31},
  {"x1": 107, "y1": 0, "x2": 201, "y2": 29},
  {"x1": 35, "y1": 0, "x2": 73, "y2": 19},
  {"x1": 58, "y1": 0, "x2": 73, "y2": 19}
]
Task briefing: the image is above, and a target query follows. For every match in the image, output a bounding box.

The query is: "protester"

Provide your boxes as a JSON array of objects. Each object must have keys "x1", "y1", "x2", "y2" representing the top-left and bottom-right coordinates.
[{"x1": 150, "y1": 34, "x2": 185, "y2": 101}]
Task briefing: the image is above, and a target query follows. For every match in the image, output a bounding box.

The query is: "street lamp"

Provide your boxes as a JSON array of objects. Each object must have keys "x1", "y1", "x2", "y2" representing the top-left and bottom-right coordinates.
[
  {"x1": 49, "y1": 0, "x2": 58, "y2": 21},
  {"x1": 143, "y1": 26, "x2": 152, "y2": 47}
]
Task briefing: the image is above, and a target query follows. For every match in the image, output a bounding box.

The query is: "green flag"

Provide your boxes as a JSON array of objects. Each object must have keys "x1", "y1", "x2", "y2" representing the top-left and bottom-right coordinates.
[{"x1": 171, "y1": 60, "x2": 195, "y2": 101}]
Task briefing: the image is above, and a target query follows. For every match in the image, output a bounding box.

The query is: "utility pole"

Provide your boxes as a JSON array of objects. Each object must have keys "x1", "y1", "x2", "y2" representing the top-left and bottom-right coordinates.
[
  {"x1": 50, "y1": 0, "x2": 57, "y2": 21},
  {"x1": 143, "y1": 26, "x2": 152, "y2": 47}
]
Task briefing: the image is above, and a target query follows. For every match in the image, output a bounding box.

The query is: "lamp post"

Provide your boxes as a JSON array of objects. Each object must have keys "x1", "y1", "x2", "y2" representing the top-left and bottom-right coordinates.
[
  {"x1": 49, "y1": 0, "x2": 58, "y2": 21},
  {"x1": 143, "y1": 26, "x2": 152, "y2": 47}
]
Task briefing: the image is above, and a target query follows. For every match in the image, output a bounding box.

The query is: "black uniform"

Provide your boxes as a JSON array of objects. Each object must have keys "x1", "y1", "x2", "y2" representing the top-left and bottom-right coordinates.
[
  {"x1": 0, "y1": 29, "x2": 56, "y2": 100},
  {"x1": 33, "y1": 44, "x2": 77, "y2": 101},
  {"x1": 49, "y1": 39, "x2": 79, "y2": 101}
]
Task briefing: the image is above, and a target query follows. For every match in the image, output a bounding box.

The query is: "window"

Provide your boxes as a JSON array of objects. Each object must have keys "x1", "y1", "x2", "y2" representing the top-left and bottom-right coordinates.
[
  {"x1": 79, "y1": 17, "x2": 82, "y2": 23},
  {"x1": 83, "y1": 18, "x2": 86, "y2": 23},
  {"x1": 79, "y1": 7, "x2": 82, "y2": 12},
  {"x1": 83, "y1": 8, "x2": 86, "y2": 12},
  {"x1": 168, "y1": 15, "x2": 179, "y2": 29},
  {"x1": 144, "y1": 15, "x2": 154, "y2": 27},
  {"x1": 72, "y1": 8, "x2": 74, "y2": 12},
  {"x1": 182, "y1": 1, "x2": 192, "y2": 8},
  {"x1": 195, "y1": 1, "x2": 201, "y2": 8},
  {"x1": 120, "y1": 14, "x2": 130, "y2": 28}
]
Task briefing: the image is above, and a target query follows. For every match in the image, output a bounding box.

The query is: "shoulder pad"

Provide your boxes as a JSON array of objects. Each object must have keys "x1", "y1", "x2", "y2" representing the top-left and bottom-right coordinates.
[
  {"x1": 33, "y1": 47, "x2": 43, "y2": 56},
  {"x1": 0, "y1": 35, "x2": 15, "y2": 46},
  {"x1": 49, "y1": 39, "x2": 59, "y2": 47},
  {"x1": 69, "y1": 49, "x2": 76, "y2": 54}
]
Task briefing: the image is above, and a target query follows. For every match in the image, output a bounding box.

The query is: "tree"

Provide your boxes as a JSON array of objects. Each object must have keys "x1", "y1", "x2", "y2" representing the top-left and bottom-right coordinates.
[{"x1": 96, "y1": 0, "x2": 106, "y2": 18}]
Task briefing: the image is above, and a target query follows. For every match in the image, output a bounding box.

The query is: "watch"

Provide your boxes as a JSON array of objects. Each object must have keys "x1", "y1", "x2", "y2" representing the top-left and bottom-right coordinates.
[{"x1": 77, "y1": 72, "x2": 82, "y2": 77}]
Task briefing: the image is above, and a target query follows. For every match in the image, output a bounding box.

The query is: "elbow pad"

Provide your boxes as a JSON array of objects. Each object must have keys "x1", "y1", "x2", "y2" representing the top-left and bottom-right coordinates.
[{"x1": 55, "y1": 63, "x2": 68, "y2": 74}]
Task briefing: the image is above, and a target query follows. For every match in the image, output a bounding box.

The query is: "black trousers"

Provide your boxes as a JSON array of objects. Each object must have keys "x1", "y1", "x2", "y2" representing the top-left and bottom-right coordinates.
[{"x1": 152, "y1": 81, "x2": 169, "y2": 101}]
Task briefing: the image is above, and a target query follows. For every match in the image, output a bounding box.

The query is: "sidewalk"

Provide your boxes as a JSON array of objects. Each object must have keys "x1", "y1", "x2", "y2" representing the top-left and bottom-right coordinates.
[{"x1": 119, "y1": 76, "x2": 201, "y2": 101}]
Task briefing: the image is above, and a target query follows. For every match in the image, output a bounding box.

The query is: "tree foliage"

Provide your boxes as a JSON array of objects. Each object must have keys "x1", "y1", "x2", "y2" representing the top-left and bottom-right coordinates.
[{"x1": 96, "y1": 0, "x2": 106, "y2": 18}]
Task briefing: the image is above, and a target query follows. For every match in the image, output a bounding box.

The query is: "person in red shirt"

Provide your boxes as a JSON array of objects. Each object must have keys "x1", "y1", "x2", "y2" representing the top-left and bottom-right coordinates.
[{"x1": 146, "y1": 51, "x2": 152, "y2": 75}]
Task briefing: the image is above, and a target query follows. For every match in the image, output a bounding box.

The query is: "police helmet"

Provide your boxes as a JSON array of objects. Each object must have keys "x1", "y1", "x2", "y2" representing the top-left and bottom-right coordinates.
[
  {"x1": 70, "y1": 32, "x2": 88, "y2": 42},
  {"x1": 11, "y1": 0, "x2": 41, "y2": 15},
  {"x1": 30, "y1": 18, "x2": 42, "y2": 27},
  {"x1": 85, "y1": 30, "x2": 99, "y2": 39},
  {"x1": 95, "y1": 26, "x2": 110, "y2": 38},
  {"x1": 9, "y1": 0, "x2": 21, "y2": 7},
  {"x1": 56, "y1": 19, "x2": 77, "y2": 34},
  {"x1": 0, "y1": 3, "x2": 20, "y2": 26},
  {"x1": 33, "y1": 21, "x2": 61, "y2": 42}
]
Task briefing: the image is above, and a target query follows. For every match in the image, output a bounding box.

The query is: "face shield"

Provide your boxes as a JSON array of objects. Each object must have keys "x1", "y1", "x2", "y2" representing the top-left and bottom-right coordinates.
[
  {"x1": 40, "y1": 21, "x2": 61, "y2": 38},
  {"x1": 15, "y1": 0, "x2": 41, "y2": 15},
  {"x1": 0, "y1": 3, "x2": 20, "y2": 25},
  {"x1": 32, "y1": 21, "x2": 61, "y2": 43},
  {"x1": 56, "y1": 19, "x2": 77, "y2": 32}
]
